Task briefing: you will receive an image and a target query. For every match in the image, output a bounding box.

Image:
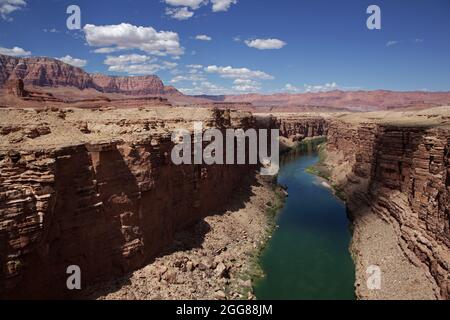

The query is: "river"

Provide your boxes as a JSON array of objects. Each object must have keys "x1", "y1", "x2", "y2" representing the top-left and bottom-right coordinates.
[{"x1": 255, "y1": 140, "x2": 356, "y2": 300}]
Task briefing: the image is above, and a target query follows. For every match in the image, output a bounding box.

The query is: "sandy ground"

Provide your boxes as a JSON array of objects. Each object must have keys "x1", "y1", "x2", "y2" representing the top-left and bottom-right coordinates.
[
  {"x1": 350, "y1": 207, "x2": 439, "y2": 300},
  {"x1": 86, "y1": 175, "x2": 282, "y2": 300}
]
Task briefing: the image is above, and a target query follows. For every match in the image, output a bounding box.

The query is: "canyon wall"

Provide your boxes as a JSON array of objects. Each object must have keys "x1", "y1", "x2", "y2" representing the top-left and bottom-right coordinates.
[
  {"x1": 277, "y1": 115, "x2": 328, "y2": 140},
  {"x1": 0, "y1": 108, "x2": 257, "y2": 299},
  {"x1": 325, "y1": 118, "x2": 450, "y2": 299}
]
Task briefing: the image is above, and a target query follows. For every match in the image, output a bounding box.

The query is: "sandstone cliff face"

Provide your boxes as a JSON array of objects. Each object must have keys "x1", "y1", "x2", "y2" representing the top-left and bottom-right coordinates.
[
  {"x1": 325, "y1": 119, "x2": 450, "y2": 299},
  {"x1": 0, "y1": 108, "x2": 256, "y2": 299},
  {"x1": 0, "y1": 54, "x2": 178, "y2": 96},
  {"x1": 277, "y1": 116, "x2": 328, "y2": 140},
  {"x1": 91, "y1": 74, "x2": 165, "y2": 95},
  {"x1": 0, "y1": 55, "x2": 94, "y2": 89}
]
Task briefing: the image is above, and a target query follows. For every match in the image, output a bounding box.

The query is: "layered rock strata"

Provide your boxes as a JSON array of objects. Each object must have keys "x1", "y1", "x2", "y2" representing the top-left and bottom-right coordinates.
[
  {"x1": 0, "y1": 54, "x2": 178, "y2": 96},
  {"x1": 0, "y1": 107, "x2": 256, "y2": 299},
  {"x1": 324, "y1": 112, "x2": 450, "y2": 299}
]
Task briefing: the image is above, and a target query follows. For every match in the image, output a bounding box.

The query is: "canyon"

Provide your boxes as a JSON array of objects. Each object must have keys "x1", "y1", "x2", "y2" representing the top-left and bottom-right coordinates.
[
  {"x1": 0, "y1": 106, "x2": 266, "y2": 299},
  {"x1": 1, "y1": 105, "x2": 448, "y2": 300},
  {"x1": 0, "y1": 54, "x2": 449, "y2": 300}
]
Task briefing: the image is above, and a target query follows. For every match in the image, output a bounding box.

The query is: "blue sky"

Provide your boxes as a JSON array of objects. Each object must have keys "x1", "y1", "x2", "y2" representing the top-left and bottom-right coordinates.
[{"x1": 0, "y1": 0, "x2": 449, "y2": 94}]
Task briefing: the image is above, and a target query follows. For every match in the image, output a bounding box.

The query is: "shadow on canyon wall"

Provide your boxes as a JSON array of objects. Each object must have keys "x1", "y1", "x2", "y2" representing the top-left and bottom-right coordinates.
[
  {"x1": 86, "y1": 172, "x2": 259, "y2": 300},
  {"x1": 0, "y1": 140, "x2": 259, "y2": 300}
]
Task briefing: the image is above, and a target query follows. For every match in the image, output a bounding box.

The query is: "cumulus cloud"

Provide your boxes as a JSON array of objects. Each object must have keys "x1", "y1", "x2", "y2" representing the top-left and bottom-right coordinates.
[
  {"x1": 0, "y1": 0, "x2": 26, "y2": 20},
  {"x1": 58, "y1": 55, "x2": 87, "y2": 68},
  {"x1": 0, "y1": 46, "x2": 31, "y2": 56},
  {"x1": 211, "y1": 0, "x2": 237, "y2": 12},
  {"x1": 187, "y1": 64, "x2": 203, "y2": 69},
  {"x1": 93, "y1": 47, "x2": 123, "y2": 54},
  {"x1": 107, "y1": 63, "x2": 165, "y2": 75},
  {"x1": 304, "y1": 82, "x2": 338, "y2": 93},
  {"x1": 195, "y1": 34, "x2": 212, "y2": 41},
  {"x1": 205, "y1": 65, "x2": 273, "y2": 80},
  {"x1": 104, "y1": 54, "x2": 154, "y2": 66},
  {"x1": 83, "y1": 23, "x2": 184, "y2": 57},
  {"x1": 103, "y1": 53, "x2": 177, "y2": 75},
  {"x1": 170, "y1": 74, "x2": 206, "y2": 83},
  {"x1": 164, "y1": 0, "x2": 207, "y2": 10},
  {"x1": 164, "y1": 0, "x2": 236, "y2": 20},
  {"x1": 179, "y1": 81, "x2": 232, "y2": 95},
  {"x1": 284, "y1": 83, "x2": 299, "y2": 92},
  {"x1": 165, "y1": 7, "x2": 194, "y2": 20},
  {"x1": 233, "y1": 79, "x2": 260, "y2": 92},
  {"x1": 245, "y1": 38, "x2": 286, "y2": 50},
  {"x1": 233, "y1": 79, "x2": 259, "y2": 86}
]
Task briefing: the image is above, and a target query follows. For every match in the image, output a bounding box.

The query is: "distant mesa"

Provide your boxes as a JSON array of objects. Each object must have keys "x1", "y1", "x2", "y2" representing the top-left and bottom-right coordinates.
[
  {"x1": 1, "y1": 53, "x2": 450, "y2": 111},
  {"x1": 0, "y1": 54, "x2": 180, "y2": 96}
]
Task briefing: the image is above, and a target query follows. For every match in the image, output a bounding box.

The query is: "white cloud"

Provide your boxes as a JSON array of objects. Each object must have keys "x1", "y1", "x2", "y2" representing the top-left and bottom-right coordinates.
[
  {"x1": 164, "y1": 0, "x2": 236, "y2": 20},
  {"x1": 187, "y1": 64, "x2": 203, "y2": 69},
  {"x1": 0, "y1": 0, "x2": 26, "y2": 20},
  {"x1": 304, "y1": 82, "x2": 338, "y2": 93},
  {"x1": 104, "y1": 54, "x2": 154, "y2": 66},
  {"x1": 386, "y1": 40, "x2": 399, "y2": 47},
  {"x1": 284, "y1": 83, "x2": 299, "y2": 92},
  {"x1": 232, "y1": 79, "x2": 260, "y2": 92},
  {"x1": 58, "y1": 55, "x2": 87, "y2": 68},
  {"x1": 245, "y1": 38, "x2": 286, "y2": 50},
  {"x1": 170, "y1": 74, "x2": 206, "y2": 83},
  {"x1": 233, "y1": 79, "x2": 258, "y2": 85},
  {"x1": 103, "y1": 54, "x2": 177, "y2": 75},
  {"x1": 163, "y1": 61, "x2": 178, "y2": 69},
  {"x1": 211, "y1": 0, "x2": 237, "y2": 12},
  {"x1": 179, "y1": 81, "x2": 232, "y2": 95},
  {"x1": 165, "y1": 7, "x2": 194, "y2": 20},
  {"x1": 0, "y1": 45, "x2": 31, "y2": 56},
  {"x1": 205, "y1": 65, "x2": 273, "y2": 80},
  {"x1": 164, "y1": 0, "x2": 207, "y2": 10},
  {"x1": 195, "y1": 34, "x2": 212, "y2": 41},
  {"x1": 233, "y1": 84, "x2": 260, "y2": 92},
  {"x1": 83, "y1": 23, "x2": 184, "y2": 57},
  {"x1": 93, "y1": 47, "x2": 124, "y2": 54}
]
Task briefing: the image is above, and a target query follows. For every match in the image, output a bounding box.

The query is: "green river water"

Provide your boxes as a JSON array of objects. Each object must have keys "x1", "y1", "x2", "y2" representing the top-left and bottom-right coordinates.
[{"x1": 255, "y1": 141, "x2": 356, "y2": 300}]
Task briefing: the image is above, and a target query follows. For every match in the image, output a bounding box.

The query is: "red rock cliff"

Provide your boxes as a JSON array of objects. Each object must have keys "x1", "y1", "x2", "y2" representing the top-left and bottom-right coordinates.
[
  {"x1": 0, "y1": 54, "x2": 179, "y2": 96},
  {"x1": 325, "y1": 117, "x2": 450, "y2": 299},
  {"x1": 0, "y1": 108, "x2": 256, "y2": 299}
]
